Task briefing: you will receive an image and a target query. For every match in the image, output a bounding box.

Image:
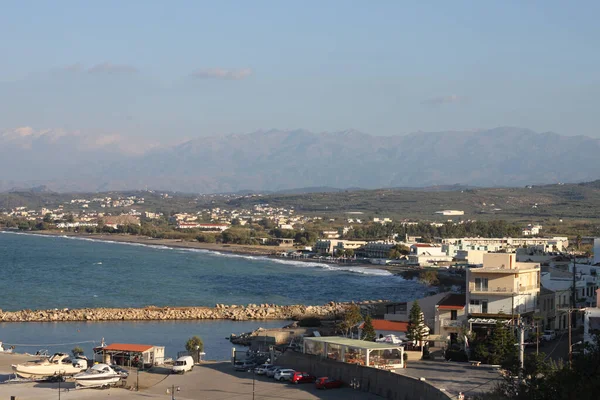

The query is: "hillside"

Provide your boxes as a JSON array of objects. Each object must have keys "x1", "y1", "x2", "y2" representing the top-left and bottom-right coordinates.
[
  {"x1": 2, "y1": 127, "x2": 600, "y2": 193},
  {"x1": 2, "y1": 181, "x2": 600, "y2": 223}
]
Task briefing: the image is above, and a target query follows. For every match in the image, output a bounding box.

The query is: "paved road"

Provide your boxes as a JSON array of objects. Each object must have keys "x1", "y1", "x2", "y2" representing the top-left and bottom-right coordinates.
[{"x1": 394, "y1": 360, "x2": 502, "y2": 399}]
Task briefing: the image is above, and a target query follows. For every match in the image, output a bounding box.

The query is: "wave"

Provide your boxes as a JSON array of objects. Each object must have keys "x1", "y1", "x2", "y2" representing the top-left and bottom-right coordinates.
[{"x1": 3, "y1": 231, "x2": 395, "y2": 277}]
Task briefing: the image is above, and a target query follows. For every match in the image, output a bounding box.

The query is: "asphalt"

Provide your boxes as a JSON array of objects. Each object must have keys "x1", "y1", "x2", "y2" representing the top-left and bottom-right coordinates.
[{"x1": 0, "y1": 353, "x2": 382, "y2": 400}]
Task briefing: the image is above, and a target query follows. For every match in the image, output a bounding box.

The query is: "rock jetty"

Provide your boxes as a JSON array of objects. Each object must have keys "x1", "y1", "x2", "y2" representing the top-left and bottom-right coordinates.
[{"x1": 0, "y1": 300, "x2": 386, "y2": 323}]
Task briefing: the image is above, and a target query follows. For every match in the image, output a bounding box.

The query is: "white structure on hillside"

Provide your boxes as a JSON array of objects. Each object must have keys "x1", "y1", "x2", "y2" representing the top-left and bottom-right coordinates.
[{"x1": 435, "y1": 210, "x2": 464, "y2": 216}]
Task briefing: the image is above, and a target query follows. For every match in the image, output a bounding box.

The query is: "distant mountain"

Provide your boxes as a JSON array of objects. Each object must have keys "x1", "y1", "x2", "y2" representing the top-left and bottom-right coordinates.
[{"x1": 1, "y1": 127, "x2": 600, "y2": 193}]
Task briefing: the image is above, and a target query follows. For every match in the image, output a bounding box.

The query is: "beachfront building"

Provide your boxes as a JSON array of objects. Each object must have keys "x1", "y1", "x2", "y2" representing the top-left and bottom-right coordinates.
[
  {"x1": 358, "y1": 319, "x2": 409, "y2": 341},
  {"x1": 407, "y1": 244, "x2": 452, "y2": 266},
  {"x1": 356, "y1": 241, "x2": 398, "y2": 259},
  {"x1": 96, "y1": 343, "x2": 165, "y2": 367},
  {"x1": 303, "y1": 337, "x2": 404, "y2": 370},
  {"x1": 438, "y1": 237, "x2": 569, "y2": 252},
  {"x1": 313, "y1": 239, "x2": 367, "y2": 255},
  {"x1": 466, "y1": 254, "x2": 540, "y2": 331}
]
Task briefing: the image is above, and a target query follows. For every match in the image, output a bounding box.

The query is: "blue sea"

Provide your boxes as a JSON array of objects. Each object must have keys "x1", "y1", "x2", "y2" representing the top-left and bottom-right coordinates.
[{"x1": 0, "y1": 232, "x2": 426, "y2": 359}]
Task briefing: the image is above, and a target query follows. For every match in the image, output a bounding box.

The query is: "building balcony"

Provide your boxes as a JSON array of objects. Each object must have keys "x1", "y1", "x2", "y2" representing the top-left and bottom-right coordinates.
[{"x1": 468, "y1": 284, "x2": 539, "y2": 294}]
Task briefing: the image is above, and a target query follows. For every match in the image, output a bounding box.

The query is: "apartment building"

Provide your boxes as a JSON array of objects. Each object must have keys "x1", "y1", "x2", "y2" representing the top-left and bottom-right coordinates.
[{"x1": 466, "y1": 254, "x2": 540, "y2": 329}]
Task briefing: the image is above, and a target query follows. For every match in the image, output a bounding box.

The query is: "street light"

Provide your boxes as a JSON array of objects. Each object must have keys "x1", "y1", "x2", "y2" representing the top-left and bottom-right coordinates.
[{"x1": 166, "y1": 385, "x2": 180, "y2": 400}]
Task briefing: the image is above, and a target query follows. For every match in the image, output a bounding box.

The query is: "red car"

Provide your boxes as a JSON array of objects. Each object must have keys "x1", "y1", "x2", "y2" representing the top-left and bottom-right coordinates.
[
  {"x1": 315, "y1": 377, "x2": 343, "y2": 389},
  {"x1": 290, "y1": 371, "x2": 316, "y2": 384}
]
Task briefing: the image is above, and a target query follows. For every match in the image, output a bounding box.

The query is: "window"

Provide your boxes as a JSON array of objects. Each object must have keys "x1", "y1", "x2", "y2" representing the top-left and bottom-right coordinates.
[
  {"x1": 474, "y1": 278, "x2": 488, "y2": 291},
  {"x1": 481, "y1": 301, "x2": 488, "y2": 313},
  {"x1": 450, "y1": 310, "x2": 458, "y2": 320}
]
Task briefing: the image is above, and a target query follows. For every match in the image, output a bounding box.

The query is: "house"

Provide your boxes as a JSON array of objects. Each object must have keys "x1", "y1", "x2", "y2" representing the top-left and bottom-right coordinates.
[
  {"x1": 358, "y1": 319, "x2": 409, "y2": 340},
  {"x1": 434, "y1": 293, "x2": 466, "y2": 343},
  {"x1": 385, "y1": 292, "x2": 450, "y2": 331},
  {"x1": 466, "y1": 254, "x2": 540, "y2": 331},
  {"x1": 522, "y1": 224, "x2": 543, "y2": 236},
  {"x1": 455, "y1": 249, "x2": 487, "y2": 265}
]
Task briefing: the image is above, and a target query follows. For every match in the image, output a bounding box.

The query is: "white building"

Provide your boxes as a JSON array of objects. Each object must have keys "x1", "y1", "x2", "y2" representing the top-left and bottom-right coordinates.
[
  {"x1": 435, "y1": 210, "x2": 465, "y2": 216},
  {"x1": 408, "y1": 244, "x2": 452, "y2": 266}
]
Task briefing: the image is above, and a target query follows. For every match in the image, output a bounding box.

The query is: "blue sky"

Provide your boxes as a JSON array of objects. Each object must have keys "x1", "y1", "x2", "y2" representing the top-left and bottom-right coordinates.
[{"x1": 1, "y1": 0, "x2": 599, "y2": 142}]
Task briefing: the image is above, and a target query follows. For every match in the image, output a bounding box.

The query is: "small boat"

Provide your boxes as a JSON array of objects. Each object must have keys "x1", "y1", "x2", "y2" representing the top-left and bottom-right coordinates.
[
  {"x1": 74, "y1": 363, "x2": 122, "y2": 388},
  {"x1": 11, "y1": 353, "x2": 87, "y2": 379}
]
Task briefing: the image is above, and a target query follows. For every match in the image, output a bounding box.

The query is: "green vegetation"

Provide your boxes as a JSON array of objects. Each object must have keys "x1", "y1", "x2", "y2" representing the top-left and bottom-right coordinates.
[
  {"x1": 477, "y1": 336, "x2": 600, "y2": 400},
  {"x1": 361, "y1": 314, "x2": 377, "y2": 342},
  {"x1": 339, "y1": 305, "x2": 363, "y2": 337},
  {"x1": 185, "y1": 336, "x2": 204, "y2": 353},
  {"x1": 297, "y1": 317, "x2": 322, "y2": 327},
  {"x1": 406, "y1": 301, "x2": 428, "y2": 348},
  {"x1": 71, "y1": 346, "x2": 84, "y2": 357}
]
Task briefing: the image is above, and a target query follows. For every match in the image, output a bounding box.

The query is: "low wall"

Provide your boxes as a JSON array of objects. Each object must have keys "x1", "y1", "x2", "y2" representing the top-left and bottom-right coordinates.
[
  {"x1": 0, "y1": 301, "x2": 386, "y2": 322},
  {"x1": 278, "y1": 352, "x2": 451, "y2": 400}
]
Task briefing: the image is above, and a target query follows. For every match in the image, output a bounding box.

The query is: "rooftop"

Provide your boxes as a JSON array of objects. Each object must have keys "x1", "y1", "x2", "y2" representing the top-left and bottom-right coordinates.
[
  {"x1": 102, "y1": 343, "x2": 154, "y2": 353},
  {"x1": 359, "y1": 319, "x2": 408, "y2": 332},
  {"x1": 304, "y1": 336, "x2": 403, "y2": 350}
]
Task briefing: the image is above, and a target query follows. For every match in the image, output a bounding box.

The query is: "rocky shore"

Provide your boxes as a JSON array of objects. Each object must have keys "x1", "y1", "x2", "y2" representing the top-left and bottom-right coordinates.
[{"x1": 0, "y1": 301, "x2": 387, "y2": 323}]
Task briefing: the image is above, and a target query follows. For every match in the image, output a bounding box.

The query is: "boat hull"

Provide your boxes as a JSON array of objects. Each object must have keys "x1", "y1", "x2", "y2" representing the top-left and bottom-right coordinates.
[
  {"x1": 12, "y1": 365, "x2": 85, "y2": 379},
  {"x1": 75, "y1": 375, "x2": 121, "y2": 388}
]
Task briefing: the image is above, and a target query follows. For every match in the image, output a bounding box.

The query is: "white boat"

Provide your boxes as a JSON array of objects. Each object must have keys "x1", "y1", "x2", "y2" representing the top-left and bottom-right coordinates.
[
  {"x1": 11, "y1": 353, "x2": 87, "y2": 379},
  {"x1": 74, "y1": 363, "x2": 122, "y2": 388}
]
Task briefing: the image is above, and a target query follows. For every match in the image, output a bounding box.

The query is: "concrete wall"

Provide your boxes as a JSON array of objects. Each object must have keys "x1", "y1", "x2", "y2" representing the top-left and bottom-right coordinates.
[{"x1": 277, "y1": 352, "x2": 450, "y2": 400}]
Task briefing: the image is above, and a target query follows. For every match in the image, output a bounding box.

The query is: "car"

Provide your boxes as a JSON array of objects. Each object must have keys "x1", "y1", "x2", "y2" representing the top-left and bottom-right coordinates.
[
  {"x1": 290, "y1": 371, "x2": 316, "y2": 384},
  {"x1": 254, "y1": 364, "x2": 272, "y2": 375},
  {"x1": 110, "y1": 365, "x2": 129, "y2": 378},
  {"x1": 233, "y1": 360, "x2": 256, "y2": 371},
  {"x1": 542, "y1": 330, "x2": 556, "y2": 341},
  {"x1": 274, "y1": 369, "x2": 295, "y2": 381},
  {"x1": 266, "y1": 365, "x2": 282, "y2": 377},
  {"x1": 315, "y1": 377, "x2": 343, "y2": 390}
]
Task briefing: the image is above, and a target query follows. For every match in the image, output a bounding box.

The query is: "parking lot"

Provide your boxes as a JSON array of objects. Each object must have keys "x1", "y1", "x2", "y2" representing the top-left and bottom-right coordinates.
[{"x1": 0, "y1": 353, "x2": 382, "y2": 400}]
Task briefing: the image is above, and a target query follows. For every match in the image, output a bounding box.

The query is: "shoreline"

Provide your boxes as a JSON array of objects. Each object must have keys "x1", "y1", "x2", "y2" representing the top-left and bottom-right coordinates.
[{"x1": 3, "y1": 229, "x2": 411, "y2": 275}]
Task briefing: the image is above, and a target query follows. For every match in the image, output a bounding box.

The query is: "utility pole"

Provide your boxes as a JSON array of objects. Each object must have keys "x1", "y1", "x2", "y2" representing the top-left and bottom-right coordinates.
[
  {"x1": 518, "y1": 321, "x2": 525, "y2": 378},
  {"x1": 572, "y1": 254, "x2": 577, "y2": 328},
  {"x1": 568, "y1": 309, "x2": 573, "y2": 369}
]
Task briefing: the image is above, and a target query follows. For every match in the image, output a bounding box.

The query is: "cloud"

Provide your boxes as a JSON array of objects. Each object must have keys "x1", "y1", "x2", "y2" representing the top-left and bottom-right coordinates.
[
  {"x1": 87, "y1": 63, "x2": 139, "y2": 74},
  {"x1": 421, "y1": 95, "x2": 465, "y2": 105},
  {"x1": 191, "y1": 68, "x2": 253, "y2": 80}
]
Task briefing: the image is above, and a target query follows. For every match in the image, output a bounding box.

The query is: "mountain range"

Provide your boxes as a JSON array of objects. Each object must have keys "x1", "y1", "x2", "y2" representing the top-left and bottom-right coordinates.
[{"x1": 1, "y1": 127, "x2": 600, "y2": 193}]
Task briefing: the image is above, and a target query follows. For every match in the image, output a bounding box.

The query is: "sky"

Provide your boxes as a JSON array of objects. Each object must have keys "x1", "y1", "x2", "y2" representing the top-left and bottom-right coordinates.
[{"x1": 1, "y1": 0, "x2": 599, "y2": 143}]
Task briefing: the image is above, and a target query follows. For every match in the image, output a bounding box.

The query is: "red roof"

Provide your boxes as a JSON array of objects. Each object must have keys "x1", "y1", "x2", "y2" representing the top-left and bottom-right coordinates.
[
  {"x1": 361, "y1": 319, "x2": 408, "y2": 332},
  {"x1": 102, "y1": 343, "x2": 154, "y2": 353},
  {"x1": 413, "y1": 244, "x2": 437, "y2": 248}
]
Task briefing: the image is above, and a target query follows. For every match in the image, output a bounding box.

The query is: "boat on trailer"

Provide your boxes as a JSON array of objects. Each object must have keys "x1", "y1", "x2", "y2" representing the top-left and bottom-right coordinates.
[{"x1": 74, "y1": 363, "x2": 122, "y2": 388}]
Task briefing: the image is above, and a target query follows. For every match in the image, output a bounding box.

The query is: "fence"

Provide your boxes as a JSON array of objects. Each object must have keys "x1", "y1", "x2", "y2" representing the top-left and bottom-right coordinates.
[{"x1": 277, "y1": 351, "x2": 451, "y2": 400}]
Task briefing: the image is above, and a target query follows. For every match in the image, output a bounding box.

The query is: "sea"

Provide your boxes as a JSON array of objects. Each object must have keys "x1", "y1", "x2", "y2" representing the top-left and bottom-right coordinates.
[{"x1": 0, "y1": 232, "x2": 426, "y2": 360}]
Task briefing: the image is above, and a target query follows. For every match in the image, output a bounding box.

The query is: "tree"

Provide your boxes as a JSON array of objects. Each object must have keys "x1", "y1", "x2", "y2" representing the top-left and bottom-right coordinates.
[
  {"x1": 339, "y1": 305, "x2": 363, "y2": 338},
  {"x1": 43, "y1": 213, "x2": 53, "y2": 223},
  {"x1": 185, "y1": 336, "x2": 204, "y2": 354},
  {"x1": 406, "y1": 301, "x2": 428, "y2": 350},
  {"x1": 72, "y1": 346, "x2": 84, "y2": 357},
  {"x1": 361, "y1": 314, "x2": 377, "y2": 342},
  {"x1": 487, "y1": 322, "x2": 516, "y2": 365}
]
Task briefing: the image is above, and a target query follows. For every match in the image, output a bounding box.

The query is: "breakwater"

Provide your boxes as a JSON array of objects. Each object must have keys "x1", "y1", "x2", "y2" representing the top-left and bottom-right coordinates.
[{"x1": 0, "y1": 301, "x2": 386, "y2": 322}]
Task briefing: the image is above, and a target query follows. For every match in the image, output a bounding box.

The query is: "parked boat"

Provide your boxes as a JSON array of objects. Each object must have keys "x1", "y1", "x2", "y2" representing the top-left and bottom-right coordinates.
[
  {"x1": 74, "y1": 363, "x2": 122, "y2": 388},
  {"x1": 11, "y1": 353, "x2": 87, "y2": 379}
]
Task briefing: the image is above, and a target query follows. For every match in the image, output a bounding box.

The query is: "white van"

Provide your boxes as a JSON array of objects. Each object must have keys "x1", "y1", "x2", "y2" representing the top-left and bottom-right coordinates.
[{"x1": 172, "y1": 356, "x2": 194, "y2": 374}]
